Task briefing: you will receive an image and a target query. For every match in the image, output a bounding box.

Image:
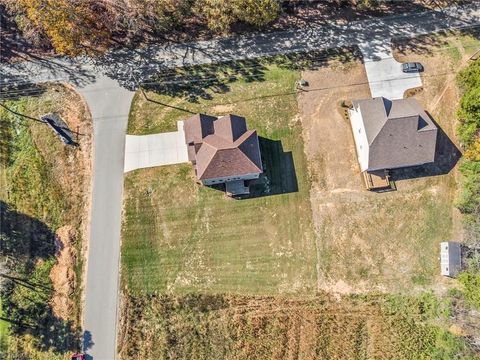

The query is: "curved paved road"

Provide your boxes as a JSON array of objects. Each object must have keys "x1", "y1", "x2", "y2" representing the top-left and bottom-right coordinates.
[{"x1": 1, "y1": 4, "x2": 479, "y2": 359}]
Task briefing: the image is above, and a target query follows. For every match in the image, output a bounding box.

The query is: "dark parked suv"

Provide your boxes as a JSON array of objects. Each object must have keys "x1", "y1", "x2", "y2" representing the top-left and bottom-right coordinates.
[{"x1": 401, "y1": 62, "x2": 424, "y2": 73}]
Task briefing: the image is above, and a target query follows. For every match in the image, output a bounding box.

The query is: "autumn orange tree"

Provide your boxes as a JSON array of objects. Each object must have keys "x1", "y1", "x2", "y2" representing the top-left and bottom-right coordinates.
[{"x1": 17, "y1": 0, "x2": 112, "y2": 55}]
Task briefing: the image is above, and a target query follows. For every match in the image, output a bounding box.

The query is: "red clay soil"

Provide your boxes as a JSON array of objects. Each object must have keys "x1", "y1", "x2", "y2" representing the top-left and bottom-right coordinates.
[{"x1": 49, "y1": 225, "x2": 77, "y2": 321}]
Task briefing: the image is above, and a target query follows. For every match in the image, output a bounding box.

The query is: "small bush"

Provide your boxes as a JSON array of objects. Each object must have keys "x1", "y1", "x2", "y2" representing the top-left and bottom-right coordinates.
[
  {"x1": 458, "y1": 271, "x2": 480, "y2": 309},
  {"x1": 456, "y1": 60, "x2": 480, "y2": 313}
]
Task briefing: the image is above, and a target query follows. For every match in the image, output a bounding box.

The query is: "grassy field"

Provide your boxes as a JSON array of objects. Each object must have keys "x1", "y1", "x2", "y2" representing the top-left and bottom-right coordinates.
[
  {"x1": 0, "y1": 84, "x2": 91, "y2": 358},
  {"x1": 118, "y1": 292, "x2": 473, "y2": 360},
  {"x1": 0, "y1": 298, "x2": 8, "y2": 351},
  {"x1": 122, "y1": 65, "x2": 318, "y2": 295},
  {"x1": 119, "y1": 52, "x2": 480, "y2": 357}
]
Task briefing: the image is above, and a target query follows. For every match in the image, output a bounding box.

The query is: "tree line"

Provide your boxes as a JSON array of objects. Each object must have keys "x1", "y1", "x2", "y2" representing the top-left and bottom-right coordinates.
[
  {"x1": 3, "y1": 0, "x2": 280, "y2": 55},
  {"x1": 3, "y1": 0, "x2": 390, "y2": 56},
  {"x1": 456, "y1": 59, "x2": 480, "y2": 309}
]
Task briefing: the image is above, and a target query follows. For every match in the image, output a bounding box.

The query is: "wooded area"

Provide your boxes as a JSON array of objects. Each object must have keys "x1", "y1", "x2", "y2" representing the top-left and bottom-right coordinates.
[
  {"x1": 1, "y1": 0, "x2": 449, "y2": 56},
  {"x1": 456, "y1": 60, "x2": 480, "y2": 309},
  {"x1": 3, "y1": 0, "x2": 281, "y2": 55}
]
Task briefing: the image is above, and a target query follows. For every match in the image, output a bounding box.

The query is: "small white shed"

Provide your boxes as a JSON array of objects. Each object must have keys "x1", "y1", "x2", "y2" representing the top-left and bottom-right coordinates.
[{"x1": 440, "y1": 242, "x2": 462, "y2": 277}]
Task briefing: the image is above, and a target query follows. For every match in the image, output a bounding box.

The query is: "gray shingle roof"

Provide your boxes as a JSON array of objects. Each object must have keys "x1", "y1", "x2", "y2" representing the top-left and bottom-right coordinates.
[{"x1": 352, "y1": 97, "x2": 438, "y2": 171}]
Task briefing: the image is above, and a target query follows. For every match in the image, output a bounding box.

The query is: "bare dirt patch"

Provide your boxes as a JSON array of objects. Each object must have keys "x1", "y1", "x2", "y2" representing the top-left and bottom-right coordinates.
[
  {"x1": 211, "y1": 103, "x2": 235, "y2": 114},
  {"x1": 299, "y1": 53, "x2": 461, "y2": 294},
  {"x1": 49, "y1": 225, "x2": 77, "y2": 321}
]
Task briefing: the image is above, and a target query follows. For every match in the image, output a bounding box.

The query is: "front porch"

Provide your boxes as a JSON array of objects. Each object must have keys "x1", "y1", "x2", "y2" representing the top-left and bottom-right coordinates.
[{"x1": 225, "y1": 180, "x2": 250, "y2": 196}]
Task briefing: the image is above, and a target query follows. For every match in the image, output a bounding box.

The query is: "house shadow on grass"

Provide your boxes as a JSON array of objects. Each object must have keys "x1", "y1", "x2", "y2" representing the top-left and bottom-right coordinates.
[
  {"x1": 389, "y1": 118, "x2": 462, "y2": 182},
  {"x1": 246, "y1": 137, "x2": 298, "y2": 198}
]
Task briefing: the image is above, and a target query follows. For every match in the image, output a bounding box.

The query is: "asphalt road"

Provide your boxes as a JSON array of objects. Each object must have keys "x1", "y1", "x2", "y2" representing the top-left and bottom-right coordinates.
[
  {"x1": 76, "y1": 76, "x2": 134, "y2": 360},
  {"x1": 1, "y1": 4, "x2": 479, "y2": 359}
]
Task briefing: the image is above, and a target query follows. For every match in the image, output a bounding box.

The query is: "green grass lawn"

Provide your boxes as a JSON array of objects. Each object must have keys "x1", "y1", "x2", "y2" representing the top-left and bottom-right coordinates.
[
  {"x1": 122, "y1": 65, "x2": 317, "y2": 295},
  {"x1": 0, "y1": 297, "x2": 8, "y2": 351},
  {"x1": 0, "y1": 85, "x2": 90, "y2": 358}
]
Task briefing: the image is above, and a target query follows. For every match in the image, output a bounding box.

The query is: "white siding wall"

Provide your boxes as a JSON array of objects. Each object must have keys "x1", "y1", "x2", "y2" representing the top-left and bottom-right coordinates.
[
  {"x1": 202, "y1": 172, "x2": 260, "y2": 186},
  {"x1": 440, "y1": 241, "x2": 462, "y2": 277},
  {"x1": 349, "y1": 107, "x2": 369, "y2": 172}
]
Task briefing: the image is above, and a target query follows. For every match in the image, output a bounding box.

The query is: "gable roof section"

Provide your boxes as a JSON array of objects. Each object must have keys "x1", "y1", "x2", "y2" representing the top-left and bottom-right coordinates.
[
  {"x1": 214, "y1": 114, "x2": 247, "y2": 142},
  {"x1": 353, "y1": 97, "x2": 438, "y2": 170},
  {"x1": 353, "y1": 97, "x2": 391, "y2": 144},
  {"x1": 183, "y1": 113, "x2": 216, "y2": 144},
  {"x1": 369, "y1": 114, "x2": 437, "y2": 170},
  {"x1": 236, "y1": 130, "x2": 263, "y2": 172},
  {"x1": 353, "y1": 97, "x2": 436, "y2": 144}
]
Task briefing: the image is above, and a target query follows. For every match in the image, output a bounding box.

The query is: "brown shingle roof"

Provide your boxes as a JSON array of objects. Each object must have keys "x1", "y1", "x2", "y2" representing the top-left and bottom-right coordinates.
[
  {"x1": 183, "y1": 114, "x2": 263, "y2": 180},
  {"x1": 213, "y1": 114, "x2": 248, "y2": 142},
  {"x1": 183, "y1": 114, "x2": 216, "y2": 144}
]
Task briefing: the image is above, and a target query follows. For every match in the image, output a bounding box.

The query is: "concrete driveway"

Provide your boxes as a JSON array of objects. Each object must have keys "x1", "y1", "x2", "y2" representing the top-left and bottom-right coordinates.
[
  {"x1": 124, "y1": 121, "x2": 189, "y2": 172},
  {"x1": 359, "y1": 41, "x2": 422, "y2": 99}
]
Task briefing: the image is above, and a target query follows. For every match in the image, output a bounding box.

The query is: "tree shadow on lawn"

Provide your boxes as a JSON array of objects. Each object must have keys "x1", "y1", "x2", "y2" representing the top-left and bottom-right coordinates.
[
  {"x1": 0, "y1": 76, "x2": 47, "y2": 102},
  {"x1": 0, "y1": 201, "x2": 81, "y2": 354},
  {"x1": 247, "y1": 137, "x2": 298, "y2": 198},
  {"x1": 392, "y1": 27, "x2": 480, "y2": 59},
  {"x1": 0, "y1": 201, "x2": 56, "y2": 265},
  {"x1": 390, "y1": 118, "x2": 462, "y2": 182},
  {"x1": 141, "y1": 58, "x2": 266, "y2": 103},
  {"x1": 139, "y1": 47, "x2": 362, "y2": 104}
]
